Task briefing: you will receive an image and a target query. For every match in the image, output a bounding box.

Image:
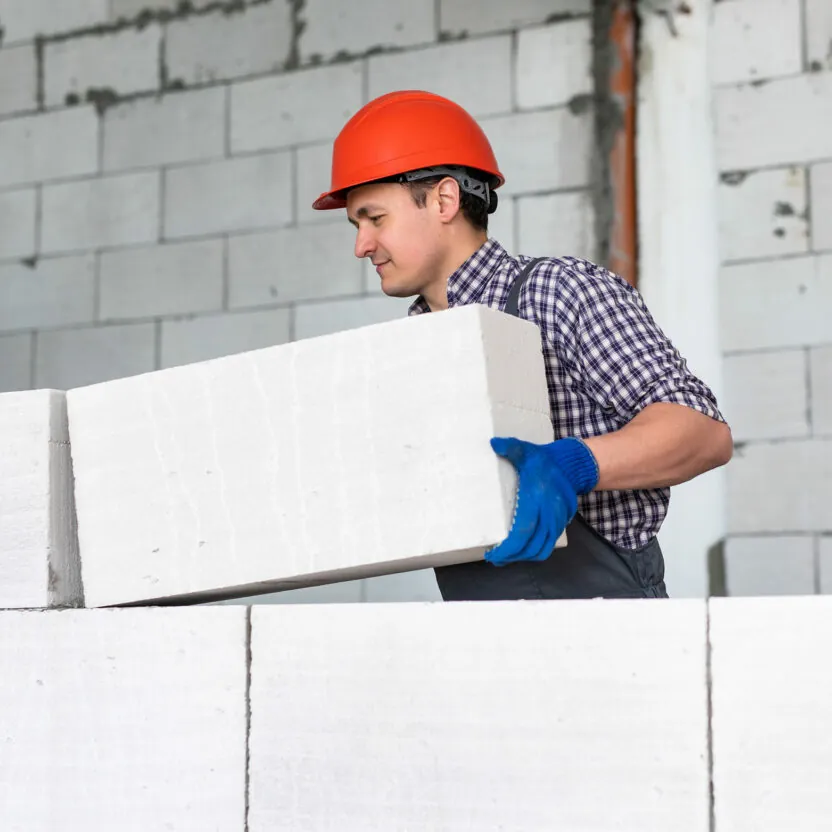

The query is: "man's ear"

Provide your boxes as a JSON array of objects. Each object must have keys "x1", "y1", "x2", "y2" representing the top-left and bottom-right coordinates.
[{"x1": 435, "y1": 177, "x2": 462, "y2": 224}]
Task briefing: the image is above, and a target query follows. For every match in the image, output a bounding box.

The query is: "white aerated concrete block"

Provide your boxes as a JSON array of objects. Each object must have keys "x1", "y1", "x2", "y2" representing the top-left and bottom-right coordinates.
[
  {"x1": 0, "y1": 107, "x2": 98, "y2": 190},
  {"x1": 440, "y1": 0, "x2": 591, "y2": 37},
  {"x1": 483, "y1": 108, "x2": 592, "y2": 195},
  {"x1": 249, "y1": 600, "x2": 709, "y2": 831},
  {"x1": 166, "y1": 2, "x2": 293, "y2": 86},
  {"x1": 68, "y1": 305, "x2": 554, "y2": 606},
  {"x1": 227, "y1": 223, "x2": 362, "y2": 308},
  {"x1": 727, "y1": 439, "x2": 832, "y2": 534},
  {"x1": 0, "y1": 43, "x2": 37, "y2": 117},
  {"x1": 0, "y1": 187, "x2": 37, "y2": 262},
  {"x1": 718, "y1": 166, "x2": 809, "y2": 262},
  {"x1": 721, "y1": 350, "x2": 809, "y2": 442},
  {"x1": 806, "y1": 0, "x2": 832, "y2": 71},
  {"x1": 41, "y1": 171, "x2": 161, "y2": 255},
  {"x1": 719, "y1": 254, "x2": 832, "y2": 352},
  {"x1": 723, "y1": 535, "x2": 816, "y2": 596},
  {"x1": 710, "y1": 0, "x2": 801, "y2": 86},
  {"x1": 231, "y1": 63, "x2": 363, "y2": 153},
  {"x1": 43, "y1": 24, "x2": 161, "y2": 108},
  {"x1": 810, "y1": 345, "x2": 832, "y2": 435},
  {"x1": 711, "y1": 596, "x2": 832, "y2": 830},
  {"x1": 516, "y1": 18, "x2": 593, "y2": 109},
  {"x1": 0, "y1": 0, "x2": 109, "y2": 45},
  {"x1": 0, "y1": 391, "x2": 81, "y2": 609},
  {"x1": 0, "y1": 607, "x2": 247, "y2": 829},
  {"x1": 715, "y1": 73, "x2": 832, "y2": 171},
  {"x1": 810, "y1": 161, "x2": 832, "y2": 252},
  {"x1": 299, "y1": 0, "x2": 435, "y2": 61},
  {"x1": 0, "y1": 334, "x2": 32, "y2": 392},
  {"x1": 367, "y1": 36, "x2": 513, "y2": 119},
  {"x1": 103, "y1": 88, "x2": 226, "y2": 172}
]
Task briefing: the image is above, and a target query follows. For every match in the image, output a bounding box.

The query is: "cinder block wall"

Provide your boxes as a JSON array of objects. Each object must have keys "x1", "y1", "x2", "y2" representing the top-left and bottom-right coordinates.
[
  {"x1": 711, "y1": 0, "x2": 832, "y2": 596},
  {"x1": 0, "y1": 0, "x2": 595, "y2": 603}
]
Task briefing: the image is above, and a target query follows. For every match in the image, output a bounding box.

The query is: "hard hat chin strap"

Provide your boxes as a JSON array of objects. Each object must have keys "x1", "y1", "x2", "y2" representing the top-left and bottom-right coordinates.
[{"x1": 397, "y1": 166, "x2": 498, "y2": 214}]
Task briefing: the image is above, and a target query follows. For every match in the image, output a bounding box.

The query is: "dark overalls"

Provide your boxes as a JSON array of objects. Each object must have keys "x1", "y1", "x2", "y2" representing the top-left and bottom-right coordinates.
[{"x1": 434, "y1": 258, "x2": 670, "y2": 602}]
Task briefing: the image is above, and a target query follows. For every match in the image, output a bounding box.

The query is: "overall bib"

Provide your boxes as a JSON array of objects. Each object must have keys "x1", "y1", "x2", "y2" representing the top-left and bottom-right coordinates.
[{"x1": 433, "y1": 258, "x2": 670, "y2": 602}]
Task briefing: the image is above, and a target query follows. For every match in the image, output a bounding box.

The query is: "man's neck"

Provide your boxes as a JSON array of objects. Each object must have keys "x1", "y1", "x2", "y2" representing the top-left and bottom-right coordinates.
[{"x1": 422, "y1": 232, "x2": 488, "y2": 312}]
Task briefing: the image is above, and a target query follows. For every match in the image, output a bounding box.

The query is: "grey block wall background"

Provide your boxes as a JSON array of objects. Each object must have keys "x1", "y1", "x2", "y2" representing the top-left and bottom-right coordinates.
[
  {"x1": 712, "y1": 0, "x2": 832, "y2": 597},
  {"x1": 1, "y1": 0, "x2": 830, "y2": 600}
]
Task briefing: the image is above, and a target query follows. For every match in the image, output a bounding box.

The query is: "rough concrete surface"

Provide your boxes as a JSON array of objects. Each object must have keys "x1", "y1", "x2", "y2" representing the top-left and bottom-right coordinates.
[{"x1": 67, "y1": 306, "x2": 554, "y2": 606}]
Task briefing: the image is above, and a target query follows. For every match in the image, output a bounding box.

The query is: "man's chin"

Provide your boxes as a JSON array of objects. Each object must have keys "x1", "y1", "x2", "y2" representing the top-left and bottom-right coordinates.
[{"x1": 380, "y1": 279, "x2": 418, "y2": 300}]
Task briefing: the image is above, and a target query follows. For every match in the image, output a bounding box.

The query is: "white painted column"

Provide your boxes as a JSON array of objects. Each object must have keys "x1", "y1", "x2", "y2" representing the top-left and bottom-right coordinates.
[{"x1": 635, "y1": 0, "x2": 726, "y2": 598}]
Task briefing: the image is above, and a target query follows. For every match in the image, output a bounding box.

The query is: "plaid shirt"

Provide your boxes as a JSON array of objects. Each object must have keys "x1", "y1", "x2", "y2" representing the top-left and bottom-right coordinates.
[{"x1": 408, "y1": 238, "x2": 725, "y2": 550}]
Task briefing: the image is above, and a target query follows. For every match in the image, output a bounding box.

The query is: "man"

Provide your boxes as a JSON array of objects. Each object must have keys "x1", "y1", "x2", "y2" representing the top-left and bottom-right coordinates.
[{"x1": 313, "y1": 90, "x2": 733, "y2": 602}]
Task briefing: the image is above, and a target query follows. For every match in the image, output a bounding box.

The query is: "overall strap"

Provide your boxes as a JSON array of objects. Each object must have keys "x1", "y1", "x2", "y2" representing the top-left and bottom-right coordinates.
[{"x1": 503, "y1": 257, "x2": 547, "y2": 317}]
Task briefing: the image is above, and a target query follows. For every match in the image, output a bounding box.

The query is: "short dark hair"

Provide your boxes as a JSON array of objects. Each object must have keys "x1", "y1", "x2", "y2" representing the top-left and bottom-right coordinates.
[{"x1": 404, "y1": 171, "x2": 490, "y2": 232}]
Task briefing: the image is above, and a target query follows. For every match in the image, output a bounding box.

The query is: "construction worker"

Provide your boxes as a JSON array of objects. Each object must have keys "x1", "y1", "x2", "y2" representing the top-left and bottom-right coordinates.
[{"x1": 313, "y1": 90, "x2": 733, "y2": 602}]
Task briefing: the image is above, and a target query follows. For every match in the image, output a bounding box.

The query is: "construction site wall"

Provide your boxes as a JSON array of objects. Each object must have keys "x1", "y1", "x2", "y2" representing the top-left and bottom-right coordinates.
[{"x1": 711, "y1": 0, "x2": 832, "y2": 595}]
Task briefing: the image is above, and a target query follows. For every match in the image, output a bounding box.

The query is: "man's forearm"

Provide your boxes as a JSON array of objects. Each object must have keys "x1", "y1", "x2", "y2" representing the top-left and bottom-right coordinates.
[{"x1": 582, "y1": 402, "x2": 733, "y2": 491}]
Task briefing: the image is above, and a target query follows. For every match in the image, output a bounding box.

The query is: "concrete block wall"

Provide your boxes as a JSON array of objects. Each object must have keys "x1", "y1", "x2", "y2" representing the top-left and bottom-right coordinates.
[
  {"x1": 3, "y1": 596, "x2": 832, "y2": 829},
  {"x1": 712, "y1": 0, "x2": 832, "y2": 596},
  {"x1": 0, "y1": 0, "x2": 596, "y2": 604}
]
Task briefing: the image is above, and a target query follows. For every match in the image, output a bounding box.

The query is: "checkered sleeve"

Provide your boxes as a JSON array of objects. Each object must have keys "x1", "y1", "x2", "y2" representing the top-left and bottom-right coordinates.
[{"x1": 523, "y1": 258, "x2": 726, "y2": 426}]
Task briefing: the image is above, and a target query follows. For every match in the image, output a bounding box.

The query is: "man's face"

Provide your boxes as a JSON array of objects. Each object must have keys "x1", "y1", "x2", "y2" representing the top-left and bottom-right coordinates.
[{"x1": 346, "y1": 181, "x2": 445, "y2": 300}]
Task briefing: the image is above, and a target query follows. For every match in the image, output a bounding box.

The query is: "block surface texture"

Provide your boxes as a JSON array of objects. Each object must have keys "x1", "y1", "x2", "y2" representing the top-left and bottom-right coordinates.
[
  {"x1": 249, "y1": 599, "x2": 710, "y2": 831},
  {"x1": 67, "y1": 305, "x2": 554, "y2": 606},
  {"x1": 0, "y1": 391, "x2": 81, "y2": 609},
  {"x1": 0, "y1": 607, "x2": 247, "y2": 830},
  {"x1": 710, "y1": 597, "x2": 832, "y2": 831}
]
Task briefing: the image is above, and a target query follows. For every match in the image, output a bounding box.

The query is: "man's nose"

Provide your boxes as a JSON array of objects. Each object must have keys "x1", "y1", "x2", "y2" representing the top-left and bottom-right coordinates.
[{"x1": 354, "y1": 226, "x2": 376, "y2": 260}]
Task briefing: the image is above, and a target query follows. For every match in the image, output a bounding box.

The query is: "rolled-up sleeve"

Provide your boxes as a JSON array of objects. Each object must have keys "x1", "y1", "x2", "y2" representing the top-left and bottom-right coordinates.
[{"x1": 526, "y1": 258, "x2": 726, "y2": 425}]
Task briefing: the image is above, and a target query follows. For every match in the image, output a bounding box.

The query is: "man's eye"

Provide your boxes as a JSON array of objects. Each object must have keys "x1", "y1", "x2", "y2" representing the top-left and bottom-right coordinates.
[{"x1": 369, "y1": 215, "x2": 383, "y2": 224}]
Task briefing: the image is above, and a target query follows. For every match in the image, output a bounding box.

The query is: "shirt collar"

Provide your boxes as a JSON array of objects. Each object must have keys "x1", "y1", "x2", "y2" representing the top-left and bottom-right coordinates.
[{"x1": 408, "y1": 237, "x2": 510, "y2": 316}]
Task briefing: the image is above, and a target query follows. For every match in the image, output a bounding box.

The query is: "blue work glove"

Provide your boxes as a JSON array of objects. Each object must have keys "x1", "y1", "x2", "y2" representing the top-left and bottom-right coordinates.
[{"x1": 486, "y1": 437, "x2": 599, "y2": 566}]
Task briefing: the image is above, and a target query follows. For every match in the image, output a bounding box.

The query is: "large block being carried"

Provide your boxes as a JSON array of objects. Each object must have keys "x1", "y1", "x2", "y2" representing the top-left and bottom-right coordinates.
[{"x1": 67, "y1": 305, "x2": 554, "y2": 607}]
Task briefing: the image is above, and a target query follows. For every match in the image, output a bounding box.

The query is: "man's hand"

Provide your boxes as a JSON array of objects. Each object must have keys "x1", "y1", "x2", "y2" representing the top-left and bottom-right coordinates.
[{"x1": 486, "y1": 437, "x2": 599, "y2": 567}]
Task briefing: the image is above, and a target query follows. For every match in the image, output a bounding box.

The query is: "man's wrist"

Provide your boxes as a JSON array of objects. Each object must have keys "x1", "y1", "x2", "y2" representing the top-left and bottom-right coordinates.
[{"x1": 549, "y1": 437, "x2": 599, "y2": 495}]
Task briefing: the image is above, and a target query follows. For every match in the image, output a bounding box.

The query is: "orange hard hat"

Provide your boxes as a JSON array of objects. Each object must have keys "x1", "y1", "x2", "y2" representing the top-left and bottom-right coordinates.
[{"x1": 312, "y1": 90, "x2": 504, "y2": 211}]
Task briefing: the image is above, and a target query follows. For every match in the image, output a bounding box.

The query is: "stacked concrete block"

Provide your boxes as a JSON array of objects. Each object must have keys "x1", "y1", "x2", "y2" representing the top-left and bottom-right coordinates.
[
  {"x1": 721, "y1": 350, "x2": 809, "y2": 442},
  {"x1": 810, "y1": 345, "x2": 832, "y2": 435},
  {"x1": 36, "y1": 323, "x2": 156, "y2": 390},
  {"x1": 811, "y1": 162, "x2": 832, "y2": 251},
  {"x1": 710, "y1": 0, "x2": 802, "y2": 86},
  {"x1": 249, "y1": 599, "x2": 710, "y2": 830},
  {"x1": 711, "y1": 0, "x2": 832, "y2": 594},
  {"x1": 0, "y1": 335, "x2": 32, "y2": 392},
  {"x1": 439, "y1": 0, "x2": 591, "y2": 37},
  {"x1": 159, "y1": 307, "x2": 291, "y2": 369},
  {"x1": 298, "y1": 0, "x2": 435, "y2": 61},
  {"x1": 43, "y1": 24, "x2": 161, "y2": 107},
  {"x1": 0, "y1": 255, "x2": 96, "y2": 332},
  {"x1": 0, "y1": 0, "x2": 109, "y2": 45},
  {"x1": 0, "y1": 607, "x2": 247, "y2": 829},
  {"x1": 711, "y1": 596, "x2": 832, "y2": 829},
  {"x1": 0, "y1": 107, "x2": 98, "y2": 190},
  {"x1": 367, "y1": 35, "x2": 513, "y2": 119},
  {"x1": 165, "y1": 2, "x2": 293, "y2": 85},
  {"x1": 0, "y1": 391, "x2": 81, "y2": 609},
  {"x1": 719, "y1": 254, "x2": 832, "y2": 353},
  {"x1": 717, "y1": 167, "x2": 809, "y2": 262},
  {"x1": 67, "y1": 305, "x2": 554, "y2": 606},
  {"x1": 715, "y1": 73, "x2": 832, "y2": 172},
  {"x1": 806, "y1": 0, "x2": 832, "y2": 72},
  {"x1": 0, "y1": 187, "x2": 37, "y2": 261},
  {"x1": 722, "y1": 537, "x2": 816, "y2": 597},
  {"x1": 0, "y1": 43, "x2": 37, "y2": 117},
  {"x1": 102, "y1": 88, "x2": 226, "y2": 172}
]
